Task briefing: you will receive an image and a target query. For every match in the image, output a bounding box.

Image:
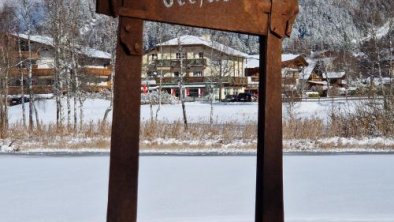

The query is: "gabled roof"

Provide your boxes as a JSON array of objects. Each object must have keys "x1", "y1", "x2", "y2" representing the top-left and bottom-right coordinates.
[
  {"x1": 157, "y1": 35, "x2": 248, "y2": 58},
  {"x1": 17, "y1": 33, "x2": 53, "y2": 46},
  {"x1": 246, "y1": 54, "x2": 307, "y2": 69},
  {"x1": 300, "y1": 59, "x2": 317, "y2": 80},
  {"x1": 80, "y1": 47, "x2": 112, "y2": 60},
  {"x1": 282, "y1": 54, "x2": 300, "y2": 62},
  {"x1": 14, "y1": 33, "x2": 111, "y2": 60}
]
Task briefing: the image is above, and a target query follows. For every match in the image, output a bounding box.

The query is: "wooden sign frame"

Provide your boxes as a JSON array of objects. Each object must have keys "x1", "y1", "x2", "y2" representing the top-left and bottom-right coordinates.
[{"x1": 96, "y1": 1, "x2": 299, "y2": 221}]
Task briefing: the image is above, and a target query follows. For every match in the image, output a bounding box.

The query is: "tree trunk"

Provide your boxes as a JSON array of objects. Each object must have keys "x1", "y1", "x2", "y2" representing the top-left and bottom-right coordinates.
[
  {"x1": 178, "y1": 37, "x2": 188, "y2": 130},
  {"x1": 33, "y1": 102, "x2": 40, "y2": 131},
  {"x1": 66, "y1": 71, "x2": 71, "y2": 129},
  {"x1": 72, "y1": 54, "x2": 79, "y2": 132},
  {"x1": 79, "y1": 97, "x2": 85, "y2": 131},
  {"x1": 17, "y1": 36, "x2": 27, "y2": 128},
  {"x1": 0, "y1": 43, "x2": 9, "y2": 138},
  {"x1": 27, "y1": 30, "x2": 34, "y2": 132},
  {"x1": 155, "y1": 71, "x2": 163, "y2": 121}
]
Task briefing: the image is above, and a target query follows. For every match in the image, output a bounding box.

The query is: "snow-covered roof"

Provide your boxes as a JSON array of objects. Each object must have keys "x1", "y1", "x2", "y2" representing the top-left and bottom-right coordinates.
[
  {"x1": 80, "y1": 47, "x2": 111, "y2": 60},
  {"x1": 245, "y1": 55, "x2": 319, "y2": 80},
  {"x1": 17, "y1": 33, "x2": 53, "y2": 46},
  {"x1": 308, "y1": 80, "x2": 327, "y2": 85},
  {"x1": 299, "y1": 59, "x2": 317, "y2": 80},
  {"x1": 246, "y1": 54, "x2": 304, "y2": 69},
  {"x1": 157, "y1": 35, "x2": 248, "y2": 58},
  {"x1": 323, "y1": 71, "x2": 346, "y2": 79},
  {"x1": 245, "y1": 55, "x2": 259, "y2": 68},
  {"x1": 282, "y1": 54, "x2": 300, "y2": 62},
  {"x1": 366, "y1": 77, "x2": 393, "y2": 86},
  {"x1": 14, "y1": 33, "x2": 111, "y2": 60}
]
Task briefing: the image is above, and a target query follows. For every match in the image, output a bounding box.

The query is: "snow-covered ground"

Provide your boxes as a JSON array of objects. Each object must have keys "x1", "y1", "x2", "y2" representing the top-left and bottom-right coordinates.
[
  {"x1": 1, "y1": 154, "x2": 394, "y2": 222},
  {"x1": 4, "y1": 97, "x2": 392, "y2": 153},
  {"x1": 8, "y1": 98, "x2": 363, "y2": 124}
]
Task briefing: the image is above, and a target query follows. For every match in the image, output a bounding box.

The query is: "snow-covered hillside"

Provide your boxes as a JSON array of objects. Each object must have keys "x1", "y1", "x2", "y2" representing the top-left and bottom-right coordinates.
[{"x1": 6, "y1": 0, "x2": 393, "y2": 53}]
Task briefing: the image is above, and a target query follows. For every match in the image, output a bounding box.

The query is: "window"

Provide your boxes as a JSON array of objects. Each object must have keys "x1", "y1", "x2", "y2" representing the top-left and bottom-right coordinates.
[
  {"x1": 176, "y1": 52, "x2": 186, "y2": 59},
  {"x1": 19, "y1": 40, "x2": 29, "y2": 51},
  {"x1": 193, "y1": 71, "x2": 203, "y2": 77},
  {"x1": 174, "y1": 72, "x2": 180, "y2": 77},
  {"x1": 189, "y1": 88, "x2": 199, "y2": 97},
  {"x1": 46, "y1": 79, "x2": 54, "y2": 85},
  {"x1": 198, "y1": 52, "x2": 204, "y2": 58},
  {"x1": 151, "y1": 54, "x2": 158, "y2": 60}
]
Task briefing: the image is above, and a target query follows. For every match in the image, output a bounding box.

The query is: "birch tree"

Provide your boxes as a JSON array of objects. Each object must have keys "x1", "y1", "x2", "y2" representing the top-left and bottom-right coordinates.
[
  {"x1": 45, "y1": 0, "x2": 67, "y2": 129},
  {"x1": 18, "y1": 0, "x2": 36, "y2": 132},
  {"x1": 177, "y1": 35, "x2": 188, "y2": 130},
  {"x1": 154, "y1": 23, "x2": 165, "y2": 121},
  {"x1": 101, "y1": 17, "x2": 118, "y2": 124},
  {"x1": 0, "y1": 7, "x2": 15, "y2": 137}
]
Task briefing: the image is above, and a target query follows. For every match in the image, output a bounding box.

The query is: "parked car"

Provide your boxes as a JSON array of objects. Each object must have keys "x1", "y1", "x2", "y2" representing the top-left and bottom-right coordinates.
[
  {"x1": 236, "y1": 93, "x2": 254, "y2": 102},
  {"x1": 9, "y1": 96, "x2": 30, "y2": 106},
  {"x1": 222, "y1": 94, "x2": 237, "y2": 102}
]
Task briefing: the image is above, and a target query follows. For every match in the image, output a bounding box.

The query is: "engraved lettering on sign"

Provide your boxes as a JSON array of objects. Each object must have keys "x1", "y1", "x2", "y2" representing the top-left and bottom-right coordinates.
[{"x1": 163, "y1": 0, "x2": 230, "y2": 8}]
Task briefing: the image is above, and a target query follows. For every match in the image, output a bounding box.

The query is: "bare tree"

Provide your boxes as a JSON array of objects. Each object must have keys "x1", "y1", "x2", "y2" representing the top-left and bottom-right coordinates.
[
  {"x1": 0, "y1": 34, "x2": 9, "y2": 137},
  {"x1": 209, "y1": 34, "x2": 236, "y2": 102},
  {"x1": 101, "y1": 17, "x2": 118, "y2": 123},
  {"x1": 176, "y1": 35, "x2": 188, "y2": 130},
  {"x1": 0, "y1": 7, "x2": 15, "y2": 137},
  {"x1": 390, "y1": 20, "x2": 393, "y2": 97},
  {"x1": 16, "y1": 34, "x2": 27, "y2": 128},
  {"x1": 205, "y1": 31, "x2": 239, "y2": 125},
  {"x1": 207, "y1": 31, "x2": 217, "y2": 126},
  {"x1": 0, "y1": 4, "x2": 26, "y2": 136},
  {"x1": 45, "y1": 0, "x2": 67, "y2": 129},
  {"x1": 18, "y1": 0, "x2": 36, "y2": 132},
  {"x1": 155, "y1": 23, "x2": 165, "y2": 121}
]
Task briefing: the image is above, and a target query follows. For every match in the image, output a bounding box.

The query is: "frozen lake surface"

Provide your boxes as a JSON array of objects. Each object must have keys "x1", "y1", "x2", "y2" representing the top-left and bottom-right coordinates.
[{"x1": 0, "y1": 154, "x2": 394, "y2": 222}]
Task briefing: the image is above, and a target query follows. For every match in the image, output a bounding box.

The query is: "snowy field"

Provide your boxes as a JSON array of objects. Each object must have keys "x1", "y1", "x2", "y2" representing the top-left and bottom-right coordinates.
[
  {"x1": 1, "y1": 154, "x2": 394, "y2": 222},
  {"x1": 7, "y1": 98, "x2": 363, "y2": 124}
]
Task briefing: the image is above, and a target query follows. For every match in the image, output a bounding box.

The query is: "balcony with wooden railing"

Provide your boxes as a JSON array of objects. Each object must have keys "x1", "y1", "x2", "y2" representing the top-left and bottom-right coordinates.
[
  {"x1": 81, "y1": 84, "x2": 112, "y2": 93},
  {"x1": 251, "y1": 76, "x2": 260, "y2": 82},
  {"x1": 79, "y1": 67, "x2": 112, "y2": 76},
  {"x1": 148, "y1": 59, "x2": 207, "y2": 71},
  {"x1": 9, "y1": 51, "x2": 40, "y2": 60},
  {"x1": 8, "y1": 82, "x2": 111, "y2": 95},
  {"x1": 156, "y1": 76, "x2": 247, "y2": 87},
  {"x1": 222, "y1": 76, "x2": 248, "y2": 86},
  {"x1": 8, "y1": 68, "x2": 55, "y2": 77},
  {"x1": 8, "y1": 85, "x2": 53, "y2": 95},
  {"x1": 8, "y1": 67, "x2": 112, "y2": 78}
]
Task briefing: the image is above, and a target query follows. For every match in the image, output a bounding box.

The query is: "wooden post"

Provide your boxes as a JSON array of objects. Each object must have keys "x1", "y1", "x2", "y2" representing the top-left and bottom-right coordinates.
[
  {"x1": 106, "y1": 17, "x2": 143, "y2": 222},
  {"x1": 255, "y1": 32, "x2": 284, "y2": 222},
  {"x1": 95, "y1": 1, "x2": 299, "y2": 222}
]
